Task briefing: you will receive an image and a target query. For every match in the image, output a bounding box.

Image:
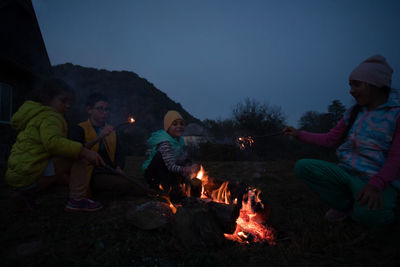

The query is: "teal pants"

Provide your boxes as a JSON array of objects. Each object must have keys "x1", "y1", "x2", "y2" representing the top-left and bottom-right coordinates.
[{"x1": 295, "y1": 159, "x2": 398, "y2": 226}]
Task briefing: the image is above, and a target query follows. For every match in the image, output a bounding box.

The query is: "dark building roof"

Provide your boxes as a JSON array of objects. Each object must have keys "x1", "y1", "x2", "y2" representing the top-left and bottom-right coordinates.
[{"x1": 0, "y1": 0, "x2": 51, "y2": 85}]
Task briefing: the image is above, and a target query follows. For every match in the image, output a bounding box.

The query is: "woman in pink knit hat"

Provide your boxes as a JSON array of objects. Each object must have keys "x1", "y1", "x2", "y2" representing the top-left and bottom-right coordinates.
[{"x1": 284, "y1": 55, "x2": 400, "y2": 226}]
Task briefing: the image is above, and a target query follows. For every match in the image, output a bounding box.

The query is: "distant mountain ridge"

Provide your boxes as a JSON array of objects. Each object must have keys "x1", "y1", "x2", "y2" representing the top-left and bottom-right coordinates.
[{"x1": 52, "y1": 63, "x2": 201, "y2": 131}]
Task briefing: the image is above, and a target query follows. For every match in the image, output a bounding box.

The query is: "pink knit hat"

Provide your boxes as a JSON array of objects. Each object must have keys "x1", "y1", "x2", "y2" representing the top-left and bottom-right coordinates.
[{"x1": 349, "y1": 55, "x2": 393, "y2": 88}]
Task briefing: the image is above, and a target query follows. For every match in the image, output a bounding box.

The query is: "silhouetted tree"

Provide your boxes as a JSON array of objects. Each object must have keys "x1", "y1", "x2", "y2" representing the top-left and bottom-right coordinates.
[
  {"x1": 203, "y1": 118, "x2": 235, "y2": 143},
  {"x1": 232, "y1": 98, "x2": 286, "y2": 135},
  {"x1": 299, "y1": 100, "x2": 346, "y2": 133},
  {"x1": 328, "y1": 99, "x2": 346, "y2": 125},
  {"x1": 298, "y1": 111, "x2": 321, "y2": 131}
]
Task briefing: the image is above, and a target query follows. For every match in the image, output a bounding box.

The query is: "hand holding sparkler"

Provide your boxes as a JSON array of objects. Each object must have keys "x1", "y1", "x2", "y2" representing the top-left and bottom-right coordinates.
[
  {"x1": 114, "y1": 116, "x2": 135, "y2": 131},
  {"x1": 84, "y1": 117, "x2": 135, "y2": 149},
  {"x1": 79, "y1": 147, "x2": 105, "y2": 167},
  {"x1": 99, "y1": 125, "x2": 114, "y2": 139}
]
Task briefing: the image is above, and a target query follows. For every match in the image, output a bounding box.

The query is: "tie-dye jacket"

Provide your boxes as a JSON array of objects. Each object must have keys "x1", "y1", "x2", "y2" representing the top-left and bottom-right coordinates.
[{"x1": 298, "y1": 90, "x2": 400, "y2": 190}]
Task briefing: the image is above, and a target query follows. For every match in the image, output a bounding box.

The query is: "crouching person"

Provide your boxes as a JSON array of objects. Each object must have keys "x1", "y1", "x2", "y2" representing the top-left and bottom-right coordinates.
[
  {"x1": 68, "y1": 93, "x2": 145, "y2": 199},
  {"x1": 5, "y1": 79, "x2": 104, "y2": 212},
  {"x1": 142, "y1": 110, "x2": 199, "y2": 202}
]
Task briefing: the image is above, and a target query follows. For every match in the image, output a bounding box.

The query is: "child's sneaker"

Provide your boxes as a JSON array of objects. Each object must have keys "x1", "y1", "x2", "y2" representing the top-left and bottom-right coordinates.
[
  {"x1": 65, "y1": 198, "x2": 103, "y2": 212},
  {"x1": 324, "y1": 208, "x2": 351, "y2": 222}
]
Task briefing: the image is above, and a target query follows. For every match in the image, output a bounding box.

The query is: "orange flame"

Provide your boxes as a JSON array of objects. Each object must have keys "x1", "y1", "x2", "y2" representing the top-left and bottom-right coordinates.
[
  {"x1": 159, "y1": 195, "x2": 177, "y2": 214},
  {"x1": 196, "y1": 165, "x2": 204, "y2": 180},
  {"x1": 210, "y1": 181, "x2": 231, "y2": 204},
  {"x1": 225, "y1": 188, "x2": 275, "y2": 245},
  {"x1": 129, "y1": 117, "x2": 135, "y2": 123},
  {"x1": 195, "y1": 165, "x2": 208, "y2": 199}
]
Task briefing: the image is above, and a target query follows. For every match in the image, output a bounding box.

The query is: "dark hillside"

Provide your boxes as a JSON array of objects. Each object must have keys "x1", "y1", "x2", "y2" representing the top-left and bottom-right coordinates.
[
  {"x1": 52, "y1": 63, "x2": 201, "y2": 154},
  {"x1": 53, "y1": 63, "x2": 200, "y2": 129}
]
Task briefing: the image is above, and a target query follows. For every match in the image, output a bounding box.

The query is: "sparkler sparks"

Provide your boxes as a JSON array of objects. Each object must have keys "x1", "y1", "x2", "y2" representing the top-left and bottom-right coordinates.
[
  {"x1": 115, "y1": 116, "x2": 135, "y2": 131},
  {"x1": 237, "y1": 131, "x2": 283, "y2": 150},
  {"x1": 237, "y1": 136, "x2": 254, "y2": 150}
]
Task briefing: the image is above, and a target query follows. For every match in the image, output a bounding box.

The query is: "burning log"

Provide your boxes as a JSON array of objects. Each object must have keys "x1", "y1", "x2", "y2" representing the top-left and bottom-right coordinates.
[
  {"x1": 188, "y1": 176, "x2": 202, "y2": 198},
  {"x1": 171, "y1": 197, "x2": 240, "y2": 248},
  {"x1": 202, "y1": 176, "x2": 247, "y2": 205},
  {"x1": 129, "y1": 164, "x2": 276, "y2": 247}
]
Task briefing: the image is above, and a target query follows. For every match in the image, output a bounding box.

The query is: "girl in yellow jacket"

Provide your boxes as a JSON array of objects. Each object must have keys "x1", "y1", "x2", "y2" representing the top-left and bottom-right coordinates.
[{"x1": 6, "y1": 79, "x2": 105, "y2": 212}]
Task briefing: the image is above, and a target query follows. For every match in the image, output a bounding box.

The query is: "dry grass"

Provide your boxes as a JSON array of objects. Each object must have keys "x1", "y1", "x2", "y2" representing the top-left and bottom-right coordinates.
[{"x1": 1, "y1": 156, "x2": 400, "y2": 266}]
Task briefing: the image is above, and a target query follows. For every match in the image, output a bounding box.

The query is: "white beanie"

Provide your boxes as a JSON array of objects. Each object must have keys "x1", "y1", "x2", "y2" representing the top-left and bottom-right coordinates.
[{"x1": 349, "y1": 55, "x2": 393, "y2": 88}]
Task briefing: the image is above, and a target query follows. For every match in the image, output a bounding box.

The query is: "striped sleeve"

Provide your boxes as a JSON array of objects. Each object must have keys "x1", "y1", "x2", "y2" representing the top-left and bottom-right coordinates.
[{"x1": 157, "y1": 141, "x2": 184, "y2": 174}]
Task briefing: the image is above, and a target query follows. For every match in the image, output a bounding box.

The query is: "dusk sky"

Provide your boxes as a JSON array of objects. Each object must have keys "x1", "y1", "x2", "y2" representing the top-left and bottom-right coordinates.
[{"x1": 32, "y1": 0, "x2": 400, "y2": 126}]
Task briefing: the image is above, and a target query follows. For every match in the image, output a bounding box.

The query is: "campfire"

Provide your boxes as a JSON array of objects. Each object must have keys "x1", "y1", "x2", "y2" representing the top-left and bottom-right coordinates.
[{"x1": 163, "y1": 165, "x2": 276, "y2": 246}]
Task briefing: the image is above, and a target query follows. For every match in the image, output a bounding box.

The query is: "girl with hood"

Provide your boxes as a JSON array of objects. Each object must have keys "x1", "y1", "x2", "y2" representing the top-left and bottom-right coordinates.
[{"x1": 6, "y1": 78, "x2": 104, "y2": 212}]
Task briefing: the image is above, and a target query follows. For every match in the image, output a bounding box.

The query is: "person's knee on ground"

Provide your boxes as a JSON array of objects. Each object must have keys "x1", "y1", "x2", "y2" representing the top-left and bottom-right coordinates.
[
  {"x1": 294, "y1": 158, "x2": 317, "y2": 181},
  {"x1": 54, "y1": 157, "x2": 73, "y2": 186}
]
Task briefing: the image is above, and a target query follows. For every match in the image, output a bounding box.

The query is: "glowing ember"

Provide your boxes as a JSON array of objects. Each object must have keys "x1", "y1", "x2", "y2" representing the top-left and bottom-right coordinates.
[
  {"x1": 225, "y1": 189, "x2": 275, "y2": 245},
  {"x1": 237, "y1": 136, "x2": 254, "y2": 150},
  {"x1": 129, "y1": 117, "x2": 135, "y2": 123},
  {"x1": 159, "y1": 194, "x2": 177, "y2": 214},
  {"x1": 165, "y1": 197, "x2": 177, "y2": 214}
]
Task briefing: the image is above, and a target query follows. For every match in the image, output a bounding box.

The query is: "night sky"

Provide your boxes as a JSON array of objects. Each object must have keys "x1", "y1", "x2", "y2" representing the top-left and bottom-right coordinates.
[{"x1": 32, "y1": 0, "x2": 400, "y2": 126}]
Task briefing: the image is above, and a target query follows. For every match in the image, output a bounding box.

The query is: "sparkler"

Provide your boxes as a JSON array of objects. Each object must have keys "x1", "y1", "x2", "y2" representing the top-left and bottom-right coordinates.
[
  {"x1": 237, "y1": 136, "x2": 255, "y2": 150},
  {"x1": 237, "y1": 131, "x2": 283, "y2": 150},
  {"x1": 102, "y1": 164, "x2": 168, "y2": 197},
  {"x1": 115, "y1": 116, "x2": 135, "y2": 131}
]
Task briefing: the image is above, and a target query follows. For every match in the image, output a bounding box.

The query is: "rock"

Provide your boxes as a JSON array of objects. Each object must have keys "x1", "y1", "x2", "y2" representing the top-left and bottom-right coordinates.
[{"x1": 126, "y1": 201, "x2": 173, "y2": 230}]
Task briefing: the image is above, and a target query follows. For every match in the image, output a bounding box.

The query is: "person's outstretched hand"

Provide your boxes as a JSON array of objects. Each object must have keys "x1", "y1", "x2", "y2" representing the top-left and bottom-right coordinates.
[
  {"x1": 80, "y1": 147, "x2": 105, "y2": 167},
  {"x1": 183, "y1": 164, "x2": 200, "y2": 178},
  {"x1": 282, "y1": 126, "x2": 299, "y2": 137},
  {"x1": 357, "y1": 184, "x2": 383, "y2": 210},
  {"x1": 115, "y1": 166, "x2": 125, "y2": 175}
]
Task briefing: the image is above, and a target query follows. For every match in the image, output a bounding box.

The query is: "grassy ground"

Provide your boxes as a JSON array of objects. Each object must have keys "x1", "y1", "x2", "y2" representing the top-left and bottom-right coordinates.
[{"x1": 1, "y1": 157, "x2": 400, "y2": 266}]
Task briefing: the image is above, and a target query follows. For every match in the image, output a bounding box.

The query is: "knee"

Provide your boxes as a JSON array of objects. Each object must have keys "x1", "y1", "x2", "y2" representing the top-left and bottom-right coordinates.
[{"x1": 294, "y1": 159, "x2": 314, "y2": 178}]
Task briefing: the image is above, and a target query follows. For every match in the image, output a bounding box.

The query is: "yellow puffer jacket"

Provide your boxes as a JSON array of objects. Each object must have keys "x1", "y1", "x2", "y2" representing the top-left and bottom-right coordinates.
[{"x1": 5, "y1": 101, "x2": 83, "y2": 188}]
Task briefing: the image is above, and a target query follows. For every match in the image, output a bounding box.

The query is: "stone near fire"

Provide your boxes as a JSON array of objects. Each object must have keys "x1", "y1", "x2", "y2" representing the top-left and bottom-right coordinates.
[{"x1": 126, "y1": 201, "x2": 173, "y2": 230}]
